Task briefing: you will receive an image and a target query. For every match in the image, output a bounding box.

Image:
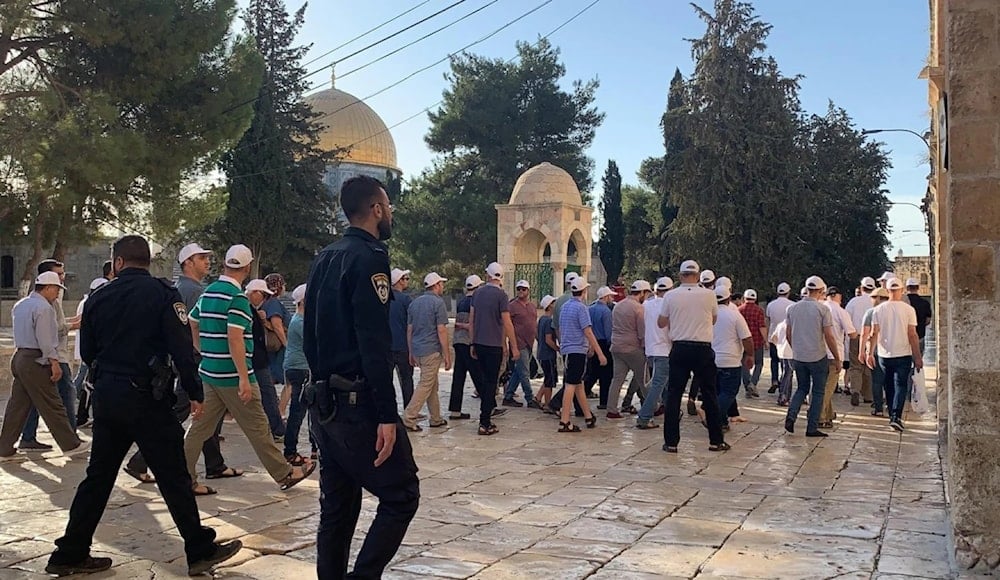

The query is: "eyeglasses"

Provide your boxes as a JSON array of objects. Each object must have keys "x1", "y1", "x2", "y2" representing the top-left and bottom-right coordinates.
[
  {"x1": 370, "y1": 201, "x2": 394, "y2": 212},
  {"x1": 516, "y1": 287, "x2": 528, "y2": 291}
]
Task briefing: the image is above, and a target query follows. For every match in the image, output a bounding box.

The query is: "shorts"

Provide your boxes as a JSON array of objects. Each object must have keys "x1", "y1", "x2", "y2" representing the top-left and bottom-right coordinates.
[
  {"x1": 540, "y1": 359, "x2": 557, "y2": 388},
  {"x1": 564, "y1": 353, "x2": 588, "y2": 385}
]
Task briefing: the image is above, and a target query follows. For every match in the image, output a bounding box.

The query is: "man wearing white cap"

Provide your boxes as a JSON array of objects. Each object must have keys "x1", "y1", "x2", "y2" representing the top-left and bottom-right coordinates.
[
  {"x1": 699, "y1": 269, "x2": 716, "y2": 289},
  {"x1": 448, "y1": 275, "x2": 485, "y2": 420},
  {"x1": 738, "y1": 289, "x2": 767, "y2": 398},
  {"x1": 0, "y1": 271, "x2": 86, "y2": 459},
  {"x1": 844, "y1": 276, "x2": 877, "y2": 406},
  {"x1": 503, "y1": 279, "x2": 540, "y2": 409},
  {"x1": 905, "y1": 278, "x2": 932, "y2": 354},
  {"x1": 246, "y1": 279, "x2": 287, "y2": 439},
  {"x1": 389, "y1": 268, "x2": 415, "y2": 407},
  {"x1": 551, "y1": 271, "x2": 580, "y2": 338},
  {"x1": 469, "y1": 262, "x2": 519, "y2": 435},
  {"x1": 877, "y1": 271, "x2": 896, "y2": 288},
  {"x1": 868, "y1": 277, "x2": 923, "y2": 432},
  {"x1": 658, "y1": 260, "x2": 729, "y2": 452},
  {"x1": 401, "y1": 273, "x2": 451, "y2": 431},
  {"x1": 713, "y1": 286, "x2": 754, "y2": 432},
  {"x1": 632, "y1": 277, "x2": 673, "y2": 421},
  {"x1": 536, "y1": 295, "x2": 559, "y2": 410},
  {"x1": 585, "y1": 286, "x2": 615, "y2": 403},
  {"x1": 607, "y1": 281, "x2": 650, "y2": 421},
  {"x1": 557, "y1": 276, "x2": 603, "y2": 431},
  {"x1": 784, "y1": 276, "x2": 841, "y2": 437},
  {"x1": 176, "y1": 243, "x2": 213, "y2": 310},
  {"x1": 765, "y1": 282, "x2": 794, "y2": 394},
  {"x1": 73, "y1": 277, "x2": 110, "y2": 428}
]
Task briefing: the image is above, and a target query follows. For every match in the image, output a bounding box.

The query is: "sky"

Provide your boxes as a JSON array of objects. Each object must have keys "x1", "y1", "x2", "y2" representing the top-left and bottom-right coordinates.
[{"x1": 252, "y1": 0, "x2": 932, "y2": 257}]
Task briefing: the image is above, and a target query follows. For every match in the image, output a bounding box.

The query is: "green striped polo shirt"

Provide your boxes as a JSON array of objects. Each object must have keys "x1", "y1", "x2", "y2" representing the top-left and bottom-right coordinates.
[{"x1": 190, "y1": 277, "x2": 255, "y2": 387}]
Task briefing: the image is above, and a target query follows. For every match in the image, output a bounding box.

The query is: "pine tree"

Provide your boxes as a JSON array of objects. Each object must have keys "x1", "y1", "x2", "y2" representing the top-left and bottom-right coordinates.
[
  {"x1": 221, "y1": 0, "x2": 332, "y2": 281},
  {"x1": 598, "y1": 161, "x2": 624, "y2": 285}
]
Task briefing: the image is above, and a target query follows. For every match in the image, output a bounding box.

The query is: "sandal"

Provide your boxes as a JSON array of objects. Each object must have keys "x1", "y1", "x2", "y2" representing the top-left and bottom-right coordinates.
[
  {"x1": 404, "y1": 424, "x2": 423, "y2": 432},
  {"x1": 123, "y1": 467, "x2": 156, "y2": 484},
  {"x1": 585, "y1": 416, "x2": 597, "y2": 429},
  {"x1": 285, "y1": 453, "x2": 306, "y2": 467},
  {"x1": 708, "y1": 442, "x2": 732, "y2": 452},
  {"x1": 206, "y1": 467, "x2": 244, "y2": 480},
  {"x1": 279, "y1": 461, "x2": 317, "y2": 491},
  {"x1": 635, "y1": 421, "x2": 658, "y2": 430},
  {"x1": 193, "y1": 484, "x2": 218, "y2": 496},
  {"x1": 477, "y1": 424, "x2": 499, "y2": 436},
  {"x1": 429, "y1": 419, "x2": 448, "y2": 428},
  {"x1": 558, "y1": 422, "x2": 581, "y2": 433}
]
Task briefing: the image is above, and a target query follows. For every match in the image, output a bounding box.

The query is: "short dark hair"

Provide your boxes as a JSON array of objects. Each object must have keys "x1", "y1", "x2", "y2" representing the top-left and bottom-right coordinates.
[
  {"x1": 37, "y1": 259, "x2": 63, "y2": 274},
  {"x1": 102, "y1": 260, "x2": 113, "y2": 277},
  {"x1": 112, "y1": 235, "x2": 151, "y2": 266},
  {"x1": 572, "y1": 290, "x2": 584, "y2": 297},
  {"x1": 341, "y1": 176, "x2": 385, "y2": 220}
]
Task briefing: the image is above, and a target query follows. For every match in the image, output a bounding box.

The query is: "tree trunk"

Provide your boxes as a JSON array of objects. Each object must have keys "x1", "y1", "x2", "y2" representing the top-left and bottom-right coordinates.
[
  {"x1": 51, "y1": 205, "x2": 74, "y2": 263},
  {"x1": 19, "y1": 192, "x2": 49, "y2": 297}
]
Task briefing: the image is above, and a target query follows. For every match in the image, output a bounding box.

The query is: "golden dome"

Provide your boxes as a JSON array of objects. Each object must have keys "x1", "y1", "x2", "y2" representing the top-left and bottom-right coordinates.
[
  {"x1": 509, "y1": 162, "x2": 582, "y2": 206},
  {"x1": 305, "y1": 86, "x2": 399, "y2": 171}
]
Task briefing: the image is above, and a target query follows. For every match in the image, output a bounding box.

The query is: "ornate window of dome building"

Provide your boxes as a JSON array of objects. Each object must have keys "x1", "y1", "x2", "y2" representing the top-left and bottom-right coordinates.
[{"x1": 304, "y1": 74, "x2": 402, "y2": 225}]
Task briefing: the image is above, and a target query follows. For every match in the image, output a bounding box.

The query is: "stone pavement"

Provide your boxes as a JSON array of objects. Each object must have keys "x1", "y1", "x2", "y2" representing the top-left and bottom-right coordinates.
[{"x1": 0, "y1": 365, "x2": 955, "y2": 579}]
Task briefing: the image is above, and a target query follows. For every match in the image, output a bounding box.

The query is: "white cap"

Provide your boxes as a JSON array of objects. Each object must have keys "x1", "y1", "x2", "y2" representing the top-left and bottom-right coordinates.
[
  {"x1": 805, "y1": 275, "x2": 826, "y2": 290},
  {"x1": 391, "y1": 268, "x2": 411, "y2": 285},
  {"x1": 515, "y1": 279, "x2": 530, "y2": 289},
  {"x1": 224, "y1": 244, "x2": 253, "y2": 268},
  {"x1": 744, "y1": 289, "x2": 757, "y2": 300},
  {"x1": 596, "y1": 285, "x2": 614, "y2": 298},
  {"x1": 878, "y1": 271, "x2": 896, "y2": 281},
  {"x1": 465, "y1": 274, "x2": 484, "y2": 290},
  {"x1": 571, "y1": 277, "x2": 591, "y2": 292},
  {"x1": 800, "y1": 287, "x2": 809, "y2": 298},
  {"x1": 905, "y1": 277, "x2": 920, "y2": 287},
  {"x1": 630, "y1": 280, "x2": 651, "y2": 292},
  {"x1": 777, "y1": 282, "x2": 791, "y2": 295},
  {"x1": 89, "y1": 277, "x2": 108, "y2": 291},
  {"x1": 680, "y1": 260, "x2": 700, "y2": 274},
  {"x1": 565, "y1": 271, "x2": 579, "y2": 283},
  {"x1": 486, "y1": 262, "x2": 504, "y2": 280},
  {"x1": 292, "y1": 284, "x2": 306, "y2": 304},
  {"x1": 246, "y1": 278, "x2": 274, "y2": 295},
  {"x1": 715, "y1": 286, "x2": 731, "y2": 301},
  {"x1": 887, "y1": 277, "x2": 904, "y2": 290},
  {"x1": 35, "y1": 271, "x2": 66, "y2": 289},
  {"x1": 861, "y1": 276, "x2": 877, "y2": 290},
  {"x1": 655, "y1": 276, "x2": 674, "y2": 291},
  {"x1": 540, "y1": 295, "x2": 556, "y2": 310},
  {"x1": 699, "y1": 269, "x2": 716, "y2": 284},
  {"x1": 423, "y1": 272, "x2": 447, "y2": 287},
  {"x1": 715, "y1": 276, "x2": 732, "y2": 290},
  {"x1": 177, "y1": 243, "x2": 212, "y2": 265}
]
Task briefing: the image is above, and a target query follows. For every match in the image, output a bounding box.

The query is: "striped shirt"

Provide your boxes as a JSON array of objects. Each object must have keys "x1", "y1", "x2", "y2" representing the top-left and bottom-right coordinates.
[{"x1": 190, "y1": 276, "x2": 255, "y2": 387}]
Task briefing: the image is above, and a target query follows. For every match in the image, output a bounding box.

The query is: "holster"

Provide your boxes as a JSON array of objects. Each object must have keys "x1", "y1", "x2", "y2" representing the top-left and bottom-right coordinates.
[{"x1": 302, "y1": 379, "x2": 337, "y2": 425}]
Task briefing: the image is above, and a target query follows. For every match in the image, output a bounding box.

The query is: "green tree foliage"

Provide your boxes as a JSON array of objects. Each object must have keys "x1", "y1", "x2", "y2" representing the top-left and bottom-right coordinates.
[
  {"x1": 392, "y1": 39, "x2": 604, "y2": 277},
  {"x1": 598, "y1": 161, "x2": 624, "y2": 284},
  {"x1": 220, "y1": 0, "x2": 333, "y2": 281},
  {"x1": 620, "y1": 184, "x2": 661, "y2": 281}
]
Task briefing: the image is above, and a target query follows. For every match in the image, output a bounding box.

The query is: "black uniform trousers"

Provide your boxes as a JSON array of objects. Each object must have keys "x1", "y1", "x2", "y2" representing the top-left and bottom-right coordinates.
[
  {"x1": 50, "y1": 374, "x2": 216, "y2": 566},
  {"x1": 311, "y1": 396, "x2": 419, "y2": 579},
  {"x1": 584, "y1": 339, "x2": 613, "y2": 405},
  {"x1": 449, "y1": 344, "x2": 483, "y2": 414},
  {"x1": 663, "y1": 342, "x2": 725, "y2": 447}
]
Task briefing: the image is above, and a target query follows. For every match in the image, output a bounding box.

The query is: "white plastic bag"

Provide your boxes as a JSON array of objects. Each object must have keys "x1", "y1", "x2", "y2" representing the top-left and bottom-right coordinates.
[{"x1": 910, "y1": 369, "x2": 930, "y2": 414}]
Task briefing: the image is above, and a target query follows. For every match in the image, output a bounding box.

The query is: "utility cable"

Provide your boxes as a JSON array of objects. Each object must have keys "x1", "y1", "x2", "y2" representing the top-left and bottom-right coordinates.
[{"x1": 300, "y1": 0, "x2": 433, "y2": 69}]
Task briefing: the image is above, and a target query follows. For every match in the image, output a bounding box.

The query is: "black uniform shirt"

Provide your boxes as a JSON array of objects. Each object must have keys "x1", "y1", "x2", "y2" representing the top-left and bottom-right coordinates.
[
  {"x1": 80, "y1": 267, "x2": 202, "y2": 402},
  {"x1": 305, "y1": 227, "x2": 397, "y2": 424}
]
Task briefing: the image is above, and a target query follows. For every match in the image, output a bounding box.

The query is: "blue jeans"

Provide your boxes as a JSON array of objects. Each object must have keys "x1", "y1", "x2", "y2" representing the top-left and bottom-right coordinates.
[
  {"x1": 22, "y1": 362, "x2": 76, "y2": 442},
  {"x1": 741, "y1": 347, "x2": 764, "y2": 388},
  {"x1": 503, "y1": 348, "x2": 534, "y2": 403},
  {"x1": 786, "y1": 359, "x2": 829, "y2": 433},
  {"x1": 637, "y1": 356, "x2": 669, "y2": 423},
  {"x1": 879, "y1": 355, "x2": 913, "y2": 421},
  {"x1": 283, "y1": 368, "x2": 310, "y2": 457},
  {"x1": 269, "y1": 347, "x2": 286, "y2": 384},
  {"x1": 717, "y1": 367, "x2": 743, "y2": 426},
  {"x1": 254, "y1": 366, "x2": 285, "y2": 437}
]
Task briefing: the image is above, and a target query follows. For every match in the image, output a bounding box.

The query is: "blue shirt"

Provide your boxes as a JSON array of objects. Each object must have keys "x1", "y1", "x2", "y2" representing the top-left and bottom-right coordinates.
[
  {"x1": 284, "y1": 313, "x2": 308, "y2": 371},
  {"x1": 12, "y1": 292, "x2": 59, "y2": 364},
  {"x1": 536, "y1": 315, "x2": 556, "y2": 361},
  {"x1": 408, "y1": 292, "x2": 448, "y2": 357},
  {"x1": 559, "y1": 299, "x2": 593, "y2": 355},
  {"x1": 263, "y1": 296, "x2": 290, "y2": 328},
  {"x1": 588, "y1": 301, "x2": 612, "y2": 341},
  {"x1": 389, "y1": 288, "x2": 412, "y2": 352}
]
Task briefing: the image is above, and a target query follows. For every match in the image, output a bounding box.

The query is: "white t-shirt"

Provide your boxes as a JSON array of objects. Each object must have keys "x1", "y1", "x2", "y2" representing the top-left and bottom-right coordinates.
[
  {"x1": 766, "y1": 296, "x2": 794, "y2": 335},
  {"x1": 872, "y1": 301, "x2": 917, "y2": 358},
  {"x1": 713, "y1": 304, "x2": 751, "y2": 368},
  {"x1": 770, "y1": 320, "x2": 793, "y2": 360},
  {"x1": 73, "y1": 295, "x2": 88, "y2": 361},
  {"x1": 822, "y1": 300, "x2": 856, "y2": 360},
  {"x1": 643, "y1": 295, "x2": 671, "y2": 357},
  {"x1": 659, "y1": 284, "x2": 718, "y2": 343},
  {"x1": 845, "y1": 294, "x2": 874, "y2": 337}
]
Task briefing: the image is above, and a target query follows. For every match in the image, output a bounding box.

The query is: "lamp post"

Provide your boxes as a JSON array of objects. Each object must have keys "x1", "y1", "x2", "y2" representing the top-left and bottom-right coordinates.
[{"x1": 861, "y1": 128, "x2": 932, "y2": 150}]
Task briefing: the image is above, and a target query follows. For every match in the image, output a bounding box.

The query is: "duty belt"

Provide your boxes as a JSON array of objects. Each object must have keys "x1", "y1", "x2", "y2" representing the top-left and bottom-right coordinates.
[{"x1": 673, "y1": 340, "x2": 712, "y2": 347}]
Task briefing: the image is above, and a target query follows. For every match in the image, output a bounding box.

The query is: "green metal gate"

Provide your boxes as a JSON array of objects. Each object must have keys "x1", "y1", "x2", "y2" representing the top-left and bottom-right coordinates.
[{"x1": 514, "y1": 263, "x2": 554, "y2": 303}]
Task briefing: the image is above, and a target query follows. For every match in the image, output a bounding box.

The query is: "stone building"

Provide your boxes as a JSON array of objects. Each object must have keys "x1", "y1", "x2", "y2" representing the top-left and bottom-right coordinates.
[
  {"x1": 925, "y1": 0, "x2": 1000, "y2": 571},
  {"x1": 495, "y1": 162, "x2": 593, "y2": 301},
  {"x1": 890, "y1": 251, "x2": 932, "y2": 296}
]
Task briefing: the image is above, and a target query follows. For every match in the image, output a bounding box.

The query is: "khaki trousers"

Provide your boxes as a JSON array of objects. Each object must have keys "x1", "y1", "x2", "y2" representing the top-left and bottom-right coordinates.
[
  {"x1": 184, "y1": 381, "x2": 291, "y2": 486},
  {"x1": 846, "y1": 337, "x2": 872, "y2": 400},
  {"x1": 0, "y1": 349, "x2": 81, "y2": 454},
  {"x1": 404, "y1": 352, "x2": 443, "y2": 426},
  {"x1": 820, "y1": 360, "x2": 841, "y2": 423},
  {"x1": 606, "y1": 349, "x2": 648, "y2": 413}
]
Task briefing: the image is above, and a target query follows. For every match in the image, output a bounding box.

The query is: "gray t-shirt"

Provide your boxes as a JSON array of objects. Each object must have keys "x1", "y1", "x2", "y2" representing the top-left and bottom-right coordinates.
[
  {"x1": 471, "y1": 283, "x2": 509, "y2": 348},
  {"x1": 408, "y1": 292, "x2": 448, "y2": 357},
  {"x1": 176, "y1": 275, "x2": 206, "y2": 311},
  {"x1": 786, "y1": 297, "x2": 833, "y2": 363}
]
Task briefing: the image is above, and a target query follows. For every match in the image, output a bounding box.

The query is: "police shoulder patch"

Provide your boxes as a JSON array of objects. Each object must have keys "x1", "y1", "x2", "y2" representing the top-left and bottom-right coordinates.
[
  {"x1": 173, "y1": 302, "x2": 189, "y2": 325},
  {"x1": 371, "y1": 273, "x2": 390, "y2": 304}
]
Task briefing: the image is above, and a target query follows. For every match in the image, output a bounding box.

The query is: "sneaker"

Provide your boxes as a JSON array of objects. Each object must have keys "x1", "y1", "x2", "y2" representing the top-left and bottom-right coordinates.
[
  {"x1": 784, "y1": 419, "x2": 795, "y2": 434},
  {"x1": 635, "y1": 421, "x2": 658, "y2": 430},
  {"x1": 449, "y1": 413, "x2": 471, "y2": 420},
  {"x1": 585, "y1": 391, "x2": 599, "y2": 399},
  {"x1": 526, "y1": 400, "x2": 543, "y2": 410},
  {"x1": 502, "y1": 399, "x2": 524, "y2": 407},
  {"x1": 596, "y1": 404, "x2": 607, "y2": 410},
  {"x1": 889, "y1": 419, "x2": 904, "y2": 432},
  {"x1": 850, "y1": 392, "x2": 861, "y2": 407},
  {"x1": 805, "y1": 430, "x2": 829, "y2": 438},
  {"x1": 745, "y1": 387, "x2": 760, "y2": 399},
  {"x1": 45, "y1": 556, "x2": 113, "y2": 576},
  {"x1": 187, "y1": 540, "x2": 243, "y2": 576},
  {"x1": 491, "y1": 408, "x2": 508, "y2": 417},
  {"x1": 18, "y1": 440, "x2": 53, "y2": 451},
  {"x1": 767, "y1": 385, "x2": 778, "y2": 394},
  {"x1": 871, "y1": 409, "x2": 885, "y2": 417}
]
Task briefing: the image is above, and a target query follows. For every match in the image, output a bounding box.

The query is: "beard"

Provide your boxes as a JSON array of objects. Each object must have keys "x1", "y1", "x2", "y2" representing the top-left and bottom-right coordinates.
[{"x1": 377, "y1": 215, "x2": 392, "y2": 241}]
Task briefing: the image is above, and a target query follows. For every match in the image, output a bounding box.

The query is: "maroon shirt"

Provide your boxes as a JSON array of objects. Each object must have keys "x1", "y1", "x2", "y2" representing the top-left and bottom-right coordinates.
[{"x1": 508, "y1": 298, "x2": 537, "y2": 351}]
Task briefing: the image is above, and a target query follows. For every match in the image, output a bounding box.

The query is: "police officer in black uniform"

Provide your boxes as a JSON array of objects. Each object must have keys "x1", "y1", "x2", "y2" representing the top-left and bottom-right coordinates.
[
  {"x1": 304, "y1": 176, "x2": 420, "y2": 579},
  {"x1": 46, "y1": 235, "x2": 242, "y2": 577}
]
